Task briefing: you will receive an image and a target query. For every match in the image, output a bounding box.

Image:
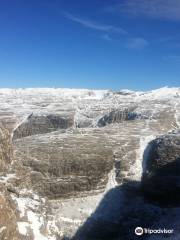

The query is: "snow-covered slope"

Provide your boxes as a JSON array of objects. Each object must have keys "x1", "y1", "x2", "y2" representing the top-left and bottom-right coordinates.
[{"x1": 0, "y1": 87, "x2": 179, "y2": 240}]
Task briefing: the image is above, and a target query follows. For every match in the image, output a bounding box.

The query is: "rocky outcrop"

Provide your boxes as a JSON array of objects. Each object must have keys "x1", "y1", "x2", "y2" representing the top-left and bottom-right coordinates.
[
  {"x1": 13, "y1": 130, "x2": 114, "y2": 199},
  {"x1": 142, "y1": 130, "x2": 180, "y2": 206},
  {"x1": 0, "y1": 184, "x2": 19, "y2": 240},
  {"x1": 13, "y1": 114, "x2": 74, "y2": 139},
  {"x1": 97, "y1": 108, "x2": 138, "y2": 127},
  {"x1": 0, "y1": 87, "x2": 179, "y2": 239},
  {"x1": 72, "y1": 131, "x2": 180, "y2": 239},
  {"x1": 0, "y1": 127, "x2": 19, "y2": 239},
  {"x1": 0, "y1": 125, "x2": 12, "y2": 172}
]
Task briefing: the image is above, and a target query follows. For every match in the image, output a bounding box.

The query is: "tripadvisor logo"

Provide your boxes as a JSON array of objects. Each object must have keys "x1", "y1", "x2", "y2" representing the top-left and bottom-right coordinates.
[
  {"x1": 135, "y1": 227, "x2": 174, "y2": 236},
  {"x1": 135, "y1": 227, "x2": 143, "y2": 236}
]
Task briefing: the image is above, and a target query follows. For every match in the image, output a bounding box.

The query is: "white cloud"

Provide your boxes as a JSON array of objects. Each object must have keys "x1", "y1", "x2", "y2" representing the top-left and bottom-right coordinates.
[
  {"x1": 108, "y1": 0, "x2": 180, "y2": 21},
  {"x1": 126, "y1": 37, "x2": 149, "y2": 49},
  {"x1": 63, "y1": 12, "x2": 127, "y2": 34}
]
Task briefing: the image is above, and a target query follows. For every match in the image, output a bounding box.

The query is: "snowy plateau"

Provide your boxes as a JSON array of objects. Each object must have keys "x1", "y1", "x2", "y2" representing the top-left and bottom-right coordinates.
[{"x1": 0, "y1": 87, "x2": 180, "y2": 240}]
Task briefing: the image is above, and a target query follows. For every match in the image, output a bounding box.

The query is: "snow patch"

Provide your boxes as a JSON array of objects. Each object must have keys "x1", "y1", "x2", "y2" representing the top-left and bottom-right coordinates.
[
  {"x1": 175, "y1": 102, "x2": 180, "y2": 128},
  {"x1": 12, "y1": 192, "x2": 53, "y2": 239},
  {"x1": 136, "y1": 87, "x2": 180, "y2": 101},
  {"x1": 0, "y1": 88, "x2": 109, "y2": 100},
  {"x1": 0, "y1": 174, "x2": 16, "y2": 183},
  {"x1": 0, "y1": 226, "x2": 6, "y2": 234},
  {"x1": 17, "y1": 222, "x2": 29, "y2": 236},
  {"x1": 59, "y1": 217, "x2": 82, "y2": 225},
  {"x1": 130, "y1": 135, "x2": 155, "y2": 180},
  {"x1": 105, "y1": 168, "x2": 118, "y2": 191},
  {"x1": 27, "y1": 210, "x2": 46, "y2": 240}
]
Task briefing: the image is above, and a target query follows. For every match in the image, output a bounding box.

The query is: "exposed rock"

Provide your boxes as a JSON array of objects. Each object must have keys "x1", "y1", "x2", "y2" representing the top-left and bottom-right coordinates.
[
  {"x1": 71, "y1": 182, "x2": 163, "y2": 240},
  {"x1": 13, "y1": 113, "x2": 74, "y2": 139},
  {"x1": 0, "y1": 125, "x2": 12, "y2": 172},
  {"x1": 0, "y1": 87, "x2": 179, "y2": 239},
  {"x1": 142, "y1": 131, "x2": 180, "y2": 206},
  {"x1": 97, "y1": 108, "x2": 137, "y2": 127},
  {"x1": 13, "y1": 131, "x2": 114, "y2": 198},
  {"x1": 0, "y1": 127, "x2": 20, "y2": 239},
  {"x1": 0, "y1": 184, "x2": 19, "y2": 240}
]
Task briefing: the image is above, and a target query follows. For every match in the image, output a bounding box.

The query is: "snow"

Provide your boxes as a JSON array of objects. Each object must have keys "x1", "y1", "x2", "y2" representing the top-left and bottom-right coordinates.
[
  {"x1": 27, "y1": 210, "x2": 47, "y2": 240},
  {"x1": 175, "y1": 102, "x2": 180, "y2": 127},
  {"x1": 12, "y1": 114, "x2": 31, "y2": 137},
  {"x1": 0, "y1": 88, "x2": 109, "y2": 100},
  {"x1": 0, "y1": 87, "x2": 179, "y2": 132},
  {"x1": 58, "y1": 217, "x2": 82, "y2": 225},
  {"x1": 0, "y1": 174, "x2": 16, "y2": 183},
  {"x1": 0, "y1": 87, "x2": 179, "y2": 102},
  {"x1": 119, "y1": 89, "x2": 136, "y2": 93},
  {"x1": 2, "y1": 86, "x2": 180, "y2": 239},
  {"x1": 136, "y1": 87, "x2": 180, "y2": 101},
  {"x1": 46, "y1": 220, "x2": 64, "y2": 239},
  {"x1": 105, "y1": 168, "x2": 118, "y2": 191},
  {"x1": 138, "y1": 135, "x2": 155, "y2": 177},
  {"x1": 128, "y1": 134, "x2": 155, "y2": 181},
  {"x1": 11, "y1": 192, "x2": 51, "y2": 239},
  {"x1": 17, "y1": 222, "x2": 29, "y2": 235},
  {"x1": 0, "y1": 226, "x2": 6, "y2": 234}
]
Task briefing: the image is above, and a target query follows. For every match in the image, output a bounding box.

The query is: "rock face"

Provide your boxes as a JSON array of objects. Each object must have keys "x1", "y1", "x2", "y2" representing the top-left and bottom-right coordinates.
[
  {"x1": 13, "y1": 113, "x2": 74, "y2": 139},
  {"x1": 142, "y1": 130, "x2": 180, "y2": 206},
  {"x1": 13, "y1": 131, "x2": 113, "y2": 198},
  {"x1": 0, "y1": 125, "x2": 12, "y2": 172},
  {"x1": 72, "y1": 131, "x2": 180, "y2": 240},
  {"x1": 97, "y1": 107, "x2": 138, "y2": 127},
  {"x1": 0, "y1": 87, "x2": 179, "y2": 239},
  {"x1": 0, "y1": 127, "x2": 19, "y2": 240},
  {"x1": 0, "y1": 184, "x2": 19, "y2": 240}
]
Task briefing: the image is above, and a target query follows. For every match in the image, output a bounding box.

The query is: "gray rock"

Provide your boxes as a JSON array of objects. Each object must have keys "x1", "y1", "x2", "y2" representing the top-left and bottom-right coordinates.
[
  {"x1": 0, "y1": 125, "x2": 12, "y2": 172},
  {"x1": 13, "y1": 113, "x2": 74, "y2": 139},
  {"x1": 13, "y1": 131, "x2": 114, "y2": 199},
  {"x1": 142, "y1": 131, "x2": 180, "y2": 206},
  {"x1": 0, "y1": 87, "x2": 179, "y2": 238},
  {"x1": 97, "y1": 108, "x2": 139, "y2": 127},
  {"x1": 0, "y1": 184, "x2": 20, "y2": 240}
]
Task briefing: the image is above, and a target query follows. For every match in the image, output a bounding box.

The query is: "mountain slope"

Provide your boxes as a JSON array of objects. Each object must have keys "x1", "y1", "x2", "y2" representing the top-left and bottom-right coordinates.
[{"x1": 0, "y1": 87, "x2": 179, "y2": 239}]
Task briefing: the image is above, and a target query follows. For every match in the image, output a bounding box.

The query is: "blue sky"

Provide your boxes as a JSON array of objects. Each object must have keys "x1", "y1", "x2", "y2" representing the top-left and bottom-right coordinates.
[{"x1": 0, "y1": 0, "x2": 180, "y2": 90}]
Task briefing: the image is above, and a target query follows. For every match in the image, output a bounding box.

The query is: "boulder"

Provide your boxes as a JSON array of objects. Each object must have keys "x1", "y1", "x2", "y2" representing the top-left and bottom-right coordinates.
[{"x1": 142, "y1": 131, "x2": 180, "y2": 206}]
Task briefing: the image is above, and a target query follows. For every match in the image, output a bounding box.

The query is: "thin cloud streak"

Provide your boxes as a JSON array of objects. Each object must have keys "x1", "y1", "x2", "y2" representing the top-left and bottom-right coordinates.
[
  {"x1": 63, "y1": 12, "x2": 148, "y2": 49},
  {"x1": 126, "y1": 37, "x2": 149, "y2": 50},
  {"x1": 63, "y1": 12, "x2": 127, "y2": 34},
  {"x1": 108, "y1": 0, "x2": 180, "y2": 21}
]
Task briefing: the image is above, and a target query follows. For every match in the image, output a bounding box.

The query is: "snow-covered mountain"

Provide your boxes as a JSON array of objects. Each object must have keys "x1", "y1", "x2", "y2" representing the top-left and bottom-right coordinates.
[{"x1": 0, "y1": 87, "x2": 180, "y2": 240}]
